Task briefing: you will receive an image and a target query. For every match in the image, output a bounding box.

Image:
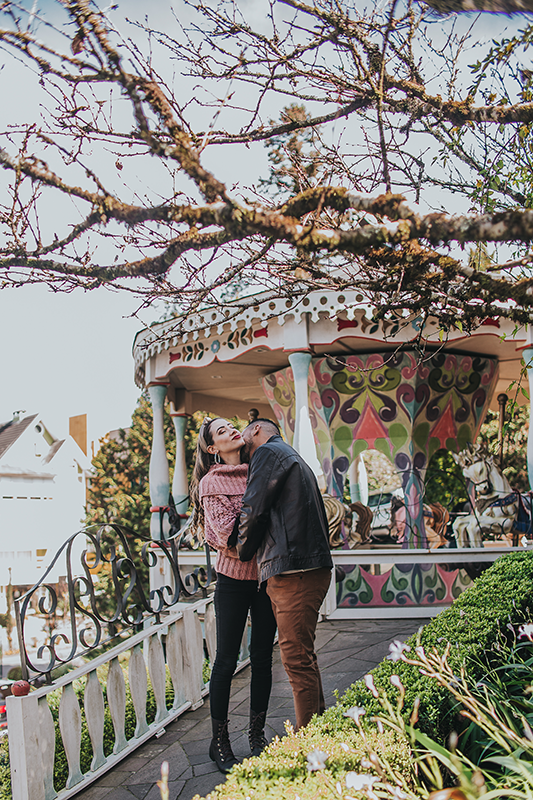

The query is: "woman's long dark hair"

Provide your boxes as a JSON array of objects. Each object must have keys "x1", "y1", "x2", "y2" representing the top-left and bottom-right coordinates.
[{"x1": 189, "y1": 417, "x2": 217, "y2": 529}]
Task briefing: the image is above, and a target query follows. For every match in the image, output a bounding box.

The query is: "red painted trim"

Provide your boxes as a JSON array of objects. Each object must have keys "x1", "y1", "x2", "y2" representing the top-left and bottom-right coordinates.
[
  {"x1": 169, "y1": 352, "x2": 182, "y2": 363},
  {"x1": 147, "y1": 381, "x2": 170, "y2": 387},
  {"x1": 253, "y1": 327, "x2": 268, "y2": 338},
  {"x1": 310, "y1": 330, "x2": 526, "y2": 349},
  {"x1": 150, "y1": 505, "x2": 169, "y2": 513},
  {"x1": 337, "y1": 318, "x2": 358, "y2": 330}
]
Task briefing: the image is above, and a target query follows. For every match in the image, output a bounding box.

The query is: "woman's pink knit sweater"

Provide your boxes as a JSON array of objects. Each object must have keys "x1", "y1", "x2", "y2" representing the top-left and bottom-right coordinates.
[{"x1": 199, "y1": 463, "x2": 257, "y2": 581}]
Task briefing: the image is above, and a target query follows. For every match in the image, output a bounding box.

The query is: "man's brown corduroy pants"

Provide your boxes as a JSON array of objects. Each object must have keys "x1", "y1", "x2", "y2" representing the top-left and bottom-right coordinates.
[{"x1": 266, "y1": 567, "x2": 332, "y2": 730}]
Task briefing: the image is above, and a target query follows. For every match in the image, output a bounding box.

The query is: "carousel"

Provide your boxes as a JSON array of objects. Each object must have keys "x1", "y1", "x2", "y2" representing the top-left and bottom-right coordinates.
[{"x1": 133, "y1": 290, "x2": 533, "y2": 617}]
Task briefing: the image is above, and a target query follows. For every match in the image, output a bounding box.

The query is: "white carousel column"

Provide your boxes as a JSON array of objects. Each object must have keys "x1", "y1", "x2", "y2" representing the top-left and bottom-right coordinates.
[
  {"x1": 288, "y1": 351, "x2": 322, "y2": 477},
  {"x1": 170, "y1": 413, "x2": 189, "y2": 517},
  {"x1": 524, "y1": 343, "x2": 533, "y2": 489},
  {"x1": 147, "y1": 382, "x2": 172, "y2": 597},
  {"x1": 148, "y1": 382, "x2": 171, "y2": 541},
  {"x1": 348, "y1": 455, "x2": 369, "y2": 505}
]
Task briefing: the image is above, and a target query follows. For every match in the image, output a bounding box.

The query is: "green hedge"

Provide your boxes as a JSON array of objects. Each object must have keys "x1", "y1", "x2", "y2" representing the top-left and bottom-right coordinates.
[
  {"x1": 195, "y1": 717, "x2": 413, "y2": 800},
  {"x1": 336, "y1": 550, "x2": 533, "y2": 741}
]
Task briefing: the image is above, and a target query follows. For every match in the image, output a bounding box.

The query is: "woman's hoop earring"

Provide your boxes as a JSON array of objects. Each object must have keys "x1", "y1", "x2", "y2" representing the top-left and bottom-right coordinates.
[{"x1": 214, "y1": 452, "x2": 221, "y2": 464}]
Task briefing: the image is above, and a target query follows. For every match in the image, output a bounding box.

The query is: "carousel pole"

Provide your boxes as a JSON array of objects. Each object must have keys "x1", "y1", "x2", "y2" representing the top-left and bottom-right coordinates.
[
  {"x1": 348, "y1": 456, "x2": 369, "y2": 505},
  {"x1": 497, "y1": 393, "x2": 508, "y2": 469}
]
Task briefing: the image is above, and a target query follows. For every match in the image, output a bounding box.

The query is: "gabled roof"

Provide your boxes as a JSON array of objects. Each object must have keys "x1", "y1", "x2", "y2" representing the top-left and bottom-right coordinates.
[
  {"x1": 42, "y1": 439, "x2": 65, "y2": 464},
  {"x1": 0, "y1": 414, "x2": 38, "y2": 460}
]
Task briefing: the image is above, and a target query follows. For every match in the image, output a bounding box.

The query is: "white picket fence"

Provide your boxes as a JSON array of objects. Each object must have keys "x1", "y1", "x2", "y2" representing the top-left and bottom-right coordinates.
[{"x1": 7, "y1": 596, "x2": 248, "y2": 800}]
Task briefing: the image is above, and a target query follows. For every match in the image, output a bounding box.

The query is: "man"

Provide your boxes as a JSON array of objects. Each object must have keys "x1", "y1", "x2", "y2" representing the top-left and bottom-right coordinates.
[{"x1": 236, "y1": 418, "x2": 333, "y2": 730}]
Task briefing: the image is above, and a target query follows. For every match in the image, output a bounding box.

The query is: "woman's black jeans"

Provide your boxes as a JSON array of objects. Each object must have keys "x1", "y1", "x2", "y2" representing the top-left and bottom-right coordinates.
[{"x1": 209, "y1": 573, "x2": 277, "y2": 721}]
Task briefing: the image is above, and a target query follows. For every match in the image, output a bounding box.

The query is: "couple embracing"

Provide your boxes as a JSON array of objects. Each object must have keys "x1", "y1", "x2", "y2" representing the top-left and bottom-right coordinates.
[{"x1": 190, "y1": 417, "x2": 333, "y2": 773}]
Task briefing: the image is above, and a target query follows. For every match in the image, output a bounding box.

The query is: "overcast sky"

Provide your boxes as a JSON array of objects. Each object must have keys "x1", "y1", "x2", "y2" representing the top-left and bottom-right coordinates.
[
  {"x1": 0, "y1": 284, "x2": 143, "y2": 449},
  {"x1": 0, "y1": 0, "x2": 264, "y2": 447}
]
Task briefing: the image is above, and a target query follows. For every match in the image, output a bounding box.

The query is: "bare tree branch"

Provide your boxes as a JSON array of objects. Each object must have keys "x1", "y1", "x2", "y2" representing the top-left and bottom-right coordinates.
[{"x1": 2, "y1": 0, "x2": 533, "y2": 332}]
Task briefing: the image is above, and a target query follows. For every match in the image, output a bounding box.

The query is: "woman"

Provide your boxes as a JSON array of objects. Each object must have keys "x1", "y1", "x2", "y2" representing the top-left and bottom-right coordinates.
[{"x1": 190, "y1": 416, "x2": 277, "y2": 773}]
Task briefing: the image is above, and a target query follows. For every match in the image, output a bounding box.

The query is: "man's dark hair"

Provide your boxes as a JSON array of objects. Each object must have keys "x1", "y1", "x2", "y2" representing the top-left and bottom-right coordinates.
[{"x1": 245, "y1": 418, "x2": 281, "y2": 435}]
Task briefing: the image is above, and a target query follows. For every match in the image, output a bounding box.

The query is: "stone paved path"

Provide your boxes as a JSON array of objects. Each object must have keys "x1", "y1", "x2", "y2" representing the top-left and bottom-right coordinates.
[{"x1": 75, "y1": 617, "x2": 425, "y2": 800}]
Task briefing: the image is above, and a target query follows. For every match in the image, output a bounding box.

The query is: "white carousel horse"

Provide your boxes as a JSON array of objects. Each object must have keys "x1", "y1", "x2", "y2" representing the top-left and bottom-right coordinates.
[{"x1": 452, "y1": 444, "x2": 518, "y2": 548}]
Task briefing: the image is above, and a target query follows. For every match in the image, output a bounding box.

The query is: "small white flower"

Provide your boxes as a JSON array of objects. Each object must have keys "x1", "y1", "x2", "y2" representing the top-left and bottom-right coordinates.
[
  {"x1": 519, "y1": 623, "x2": 533, "y2": 642},
  {"x1": 388, "y1": 786, "x2": 407, "y2": 799},
  {"x1": 344, "y1": 706, "x2": 366, "y2": 724},
  {"x1": 376, "y1": 719, "x2": 384, "y2": 734},
  {"x1": 524, "y1": 719, "x2": 533, "y2": 741},
  {"x1": 390, "y1": 675, "x2": 404, "y2": 690},
  {"x1": 306, "y1": 749, "x2": 329, "y2": 771},
  {"x1": 414, "y1": 646, "x2": 425, "y2": 658},
  {"x1": 361, "y1": 757, "x2": 373, "y2": 769},
  {"x1": 388, "y1": 640, "x2": 411, "y2": 662},
  {"x1": 336, "y1": 781, "x2": 343, "y2": 795},
  {"x1": 346, "y1": 773, "x2": 379, "y2": 799},
  {"x1": 340, "y1": 742, "x2": 350, "y2": 752},
  {"x1": 346, "y1": 773, "x2": 379, "y2": 789},
  {"x1": 364, "y1": 674, "x2": 379, "y2": 698}
]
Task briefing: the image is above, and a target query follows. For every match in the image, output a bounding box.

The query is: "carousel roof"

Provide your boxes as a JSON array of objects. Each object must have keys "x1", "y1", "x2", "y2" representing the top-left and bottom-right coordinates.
[{"x1": 133, "y1": 290, "x2": 529, "y2": 418}]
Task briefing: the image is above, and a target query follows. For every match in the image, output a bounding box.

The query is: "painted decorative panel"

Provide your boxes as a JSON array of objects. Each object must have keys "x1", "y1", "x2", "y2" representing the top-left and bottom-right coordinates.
[
  {"x1": 336, "y1": 563, "x2": 473, "y2": 608},
  {"x1": 167, "y1": 324, "x2": 269, "y2": 367},
  {"x1": 262, "y1": 351, "x2": 499, "y2": 547}
]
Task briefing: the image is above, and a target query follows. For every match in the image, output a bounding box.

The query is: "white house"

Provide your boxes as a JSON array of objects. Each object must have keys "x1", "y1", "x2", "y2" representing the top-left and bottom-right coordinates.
[{"x1": 0, "y1": 413, "x2": 91, "y2": 592}]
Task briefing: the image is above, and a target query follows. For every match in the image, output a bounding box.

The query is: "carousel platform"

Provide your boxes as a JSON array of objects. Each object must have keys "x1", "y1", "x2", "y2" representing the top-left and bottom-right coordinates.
[{"x1": 73, "y1": 616, "x2": 424, "y2": 800}]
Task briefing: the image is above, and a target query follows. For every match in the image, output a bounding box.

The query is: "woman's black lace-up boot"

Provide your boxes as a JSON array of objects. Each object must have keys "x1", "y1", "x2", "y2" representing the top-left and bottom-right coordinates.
[
  {"x1": 248, "y1": 710, "x2": 268, "y2": 757},
  {"x1": 209, "y1": 718, "x2": 240, "y2": 774}
]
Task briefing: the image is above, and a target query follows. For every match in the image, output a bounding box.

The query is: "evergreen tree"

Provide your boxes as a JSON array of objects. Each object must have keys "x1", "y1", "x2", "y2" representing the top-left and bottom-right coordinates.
[
  {"x1": 84, "y1": 396, "x2": 205, "y2": 608},
  {"x1": 479, "y1": 405, "x2": 530, "y2": 494},
  {"x1": 425, "y1": 450, "x2": 468, "y2": 510},
  {"x1": 85, "y1": 394, "x2": 204, "y2": 534}
]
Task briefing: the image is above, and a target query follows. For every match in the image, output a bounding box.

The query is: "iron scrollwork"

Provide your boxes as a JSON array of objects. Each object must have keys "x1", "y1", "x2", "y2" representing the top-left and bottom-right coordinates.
[{"x1": 14, "y1": 522, "x2": 214, "y2": 682}]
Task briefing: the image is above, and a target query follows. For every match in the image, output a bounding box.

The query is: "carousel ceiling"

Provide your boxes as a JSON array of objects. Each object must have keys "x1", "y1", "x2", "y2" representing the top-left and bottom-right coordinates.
[{"x1": 133, "y1": 291, "x2": 529, "y2": 417}]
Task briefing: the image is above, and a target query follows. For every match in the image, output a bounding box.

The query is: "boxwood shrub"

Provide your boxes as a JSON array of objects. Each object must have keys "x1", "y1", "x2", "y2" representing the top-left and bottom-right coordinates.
[{"x1": 196, "y1": 718, "x2": 413, "y2": 800}]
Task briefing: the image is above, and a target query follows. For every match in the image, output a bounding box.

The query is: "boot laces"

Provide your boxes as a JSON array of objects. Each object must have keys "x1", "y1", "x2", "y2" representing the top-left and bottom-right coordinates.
[
  {"x1": 217, "y1": 721, "x2": 236, "y2": 762},
  {"x1": 249, "y1": 713, "x2": 267, "y2": 750}
]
